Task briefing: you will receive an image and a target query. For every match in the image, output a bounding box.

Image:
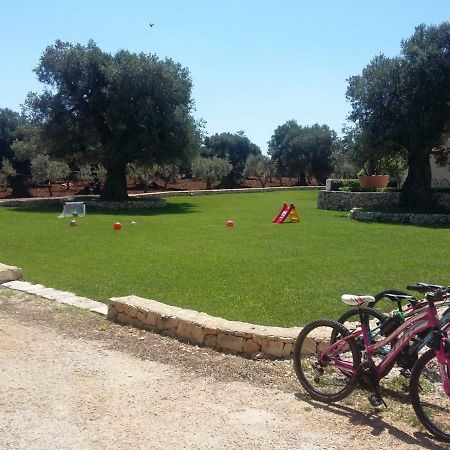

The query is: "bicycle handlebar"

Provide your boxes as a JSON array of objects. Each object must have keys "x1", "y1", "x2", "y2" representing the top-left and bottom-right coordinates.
[
  {"x1": 425, "y1": 286, "x2": 450, "y2": 302},
  {"x1": 406, "y1": 283, "x2": 443, "y2": 294}
]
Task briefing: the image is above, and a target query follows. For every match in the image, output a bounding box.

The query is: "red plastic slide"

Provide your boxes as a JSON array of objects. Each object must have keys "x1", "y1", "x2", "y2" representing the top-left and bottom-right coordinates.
[{"x1": 272, "y1": 203, "x2": 293, "y2": 223}]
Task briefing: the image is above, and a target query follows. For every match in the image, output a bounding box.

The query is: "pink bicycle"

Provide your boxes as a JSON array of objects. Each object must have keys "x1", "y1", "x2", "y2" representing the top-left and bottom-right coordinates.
[{"x1": 293, "y1": 286, "x2": 450, "y2": 442}]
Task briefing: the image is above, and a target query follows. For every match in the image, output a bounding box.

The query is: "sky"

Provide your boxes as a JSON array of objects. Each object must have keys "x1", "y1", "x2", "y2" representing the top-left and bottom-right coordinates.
[{"x1": 1, "y1": 1, "x2": 450, "y2": 153}]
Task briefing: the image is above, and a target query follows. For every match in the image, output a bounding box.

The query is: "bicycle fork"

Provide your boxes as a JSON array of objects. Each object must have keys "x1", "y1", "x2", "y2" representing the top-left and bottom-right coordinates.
[{"x1": 437, "y1": 336, "x2": 450, "y2": 396}]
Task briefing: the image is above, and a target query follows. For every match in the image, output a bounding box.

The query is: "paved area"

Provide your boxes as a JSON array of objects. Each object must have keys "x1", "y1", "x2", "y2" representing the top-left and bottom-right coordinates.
[{"x1": 0, "y1": 288, "x2": 446, "y2": 450}]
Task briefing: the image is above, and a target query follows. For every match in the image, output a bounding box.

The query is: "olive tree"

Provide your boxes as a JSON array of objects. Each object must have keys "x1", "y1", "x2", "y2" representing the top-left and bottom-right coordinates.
[
  {"x1": 24, "y1": 40, "x2": 200, "y2": 201},
  {"x1": 191, "y1": 156, "x2": 232, "y2": 189},
  {"x1": 347, "y1": 23, "x2": 450, "y2": 206}
]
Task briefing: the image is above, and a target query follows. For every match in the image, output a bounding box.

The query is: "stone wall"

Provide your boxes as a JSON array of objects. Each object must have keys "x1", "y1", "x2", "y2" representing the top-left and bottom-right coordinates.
[
  {"x1": 317, "y1": 191, "x2": 401, "y2": 211},
  {"x1": 107, "y1": 295, "x2": 301, "y2": 359},
  {"x1": 349, "y1": 208, "x2": 450, "y2": 224},
  {"x1": 318, "y1": 190, "x2": 450, "y2": 211},
  {"x1": 0, "y1": 196, "x2": 166, "y2": 209},
  {"x1": 434, "y1": 192, "x2": 450, "y2": 210}
]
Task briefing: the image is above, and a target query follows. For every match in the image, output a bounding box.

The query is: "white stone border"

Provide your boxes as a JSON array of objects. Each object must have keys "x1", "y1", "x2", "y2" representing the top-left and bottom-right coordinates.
[{"x1": 1, "y1": 279, "x2": 108, "y2": 315}]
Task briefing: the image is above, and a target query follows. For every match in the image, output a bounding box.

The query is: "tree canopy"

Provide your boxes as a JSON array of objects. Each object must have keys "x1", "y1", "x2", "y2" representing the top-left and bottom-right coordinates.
[
  {"x1": 203, "y1": 131, "x2": 260, "y2": 184},
  {"x1": 346, "y1": 23, "x2": 450, "y2": 206},
  {"x1": 268, "y1": 121, "x2": 335, "y2": 185},
  {"x1": 24, "y1": 40, "x2": 200, "y2": 200},
  {"x1": 191, "y1": 156, "x2": 232, "y2": 189}
]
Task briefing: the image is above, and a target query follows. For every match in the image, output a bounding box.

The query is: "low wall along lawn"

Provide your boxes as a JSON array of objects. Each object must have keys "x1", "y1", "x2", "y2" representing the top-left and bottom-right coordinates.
[
  {"x1": 108, "y1": 295, "x2": 300, "y2": 358},
  {"x1": 317, "y1": 190, "x2": 450, "y2": 211}
]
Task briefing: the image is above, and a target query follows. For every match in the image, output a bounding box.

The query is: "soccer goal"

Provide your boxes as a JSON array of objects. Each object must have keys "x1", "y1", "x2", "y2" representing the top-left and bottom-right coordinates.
[{"x1": 59, "y1": 202, "x2": 86, "y2": 218}]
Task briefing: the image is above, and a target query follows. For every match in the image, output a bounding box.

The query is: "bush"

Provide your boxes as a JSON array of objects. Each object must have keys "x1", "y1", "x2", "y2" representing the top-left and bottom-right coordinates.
[
  {"x1": 329, "y1": 179, "x2": 401, "y2": 192},
  {"x1": 329, "y1": 179, "x2": 360, "y2": 191}
]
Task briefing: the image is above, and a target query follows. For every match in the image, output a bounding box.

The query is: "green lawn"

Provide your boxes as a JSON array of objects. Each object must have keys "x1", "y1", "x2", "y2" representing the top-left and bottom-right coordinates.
[{"x1": 0, "y1": 190, "x2": 448, "y2": 326}]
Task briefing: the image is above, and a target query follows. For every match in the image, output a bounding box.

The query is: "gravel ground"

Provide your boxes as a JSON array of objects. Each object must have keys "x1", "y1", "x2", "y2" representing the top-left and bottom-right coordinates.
[{"x1": 0, "y1": 287, "x2": 447, "y2": 450}]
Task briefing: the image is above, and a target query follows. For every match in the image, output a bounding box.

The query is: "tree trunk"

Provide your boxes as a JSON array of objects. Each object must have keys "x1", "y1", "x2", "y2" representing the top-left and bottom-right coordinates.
[
  {"x1": 9, "y1": 174, "x2": 32, "y2": 198},
  {"x1": 100, "y1": 162, "x2": 128, "y2": 201},
  {"x1": 400, "y1": 150, "x2": 433, "y2": 207},
  {"x1": 298, "y1": 172, "x2": 308, "y2": 186}
]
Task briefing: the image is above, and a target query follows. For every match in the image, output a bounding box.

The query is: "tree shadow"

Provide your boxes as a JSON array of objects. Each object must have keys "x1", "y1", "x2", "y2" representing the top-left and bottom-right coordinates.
[
  {"x1": 3, "y1": 202, "x2": 198, "y2": 217},
  {"x1": 293, "y1": 391, "x2": 448, "y2": 449}
]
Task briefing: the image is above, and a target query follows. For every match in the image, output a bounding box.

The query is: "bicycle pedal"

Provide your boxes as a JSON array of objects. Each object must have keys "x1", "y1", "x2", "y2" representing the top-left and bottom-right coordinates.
[{"x1": 368, "y1": 393, "x2": 386, "y2": 407}]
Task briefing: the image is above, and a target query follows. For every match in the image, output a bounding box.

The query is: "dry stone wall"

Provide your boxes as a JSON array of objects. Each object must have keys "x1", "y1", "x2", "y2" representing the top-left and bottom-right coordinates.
[
  {"x1": 317, "y1": 191, "x2": 401, "y2": 211},
  {"x1": 107, "y1": 295, "x2": 301, "y2": 358},
  {"x1": 349, "y1": 208, "x2": 450, "y2": 224},
  {"x1": 0, "y1": 196, "x2": 166, "y2": 209},
  {"x1": 318, "y1": 191, "x2": 450, "y2": 212}
]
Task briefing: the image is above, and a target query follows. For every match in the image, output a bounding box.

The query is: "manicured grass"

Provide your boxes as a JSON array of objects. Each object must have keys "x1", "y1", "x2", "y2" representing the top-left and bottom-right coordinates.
[{"x1": 0, "y1": 190, "x2": 448, "y2": 326}]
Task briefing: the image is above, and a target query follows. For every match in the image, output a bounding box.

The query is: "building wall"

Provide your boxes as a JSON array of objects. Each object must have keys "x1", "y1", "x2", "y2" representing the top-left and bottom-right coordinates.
[{"x1": 431, "y1": 155, "x2": 450, "y2": 188}]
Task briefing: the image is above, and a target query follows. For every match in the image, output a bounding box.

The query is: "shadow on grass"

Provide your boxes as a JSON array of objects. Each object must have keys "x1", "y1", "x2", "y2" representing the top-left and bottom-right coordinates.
[
  {"x1": 3, "y1": 202, "x2": 198, "y2": 217},
  {"x1": 294, "y1": 392, "x2": 447, "y2": 449}
]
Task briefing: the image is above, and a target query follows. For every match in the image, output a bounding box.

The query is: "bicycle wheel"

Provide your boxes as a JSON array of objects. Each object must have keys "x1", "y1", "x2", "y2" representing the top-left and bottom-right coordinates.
[
  {"x1": 409, "y1": 349, "x2": 450, "y2": 442},
  {"x1": 293, "y1": 319, "x2": 361, "y2": 403}
]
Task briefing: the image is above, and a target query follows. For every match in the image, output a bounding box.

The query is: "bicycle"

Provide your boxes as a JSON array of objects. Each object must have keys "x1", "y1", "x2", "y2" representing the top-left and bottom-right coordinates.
[
  {"x1": 336, "y1": 284, "x2": 450, "y2": 375},
  {"x1": 293, "y1": 286, "x2": 450, "y2": 442}
]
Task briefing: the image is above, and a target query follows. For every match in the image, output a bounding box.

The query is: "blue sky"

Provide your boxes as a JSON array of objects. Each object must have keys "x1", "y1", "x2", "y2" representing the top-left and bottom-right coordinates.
[{"x1": 1, "y1": 1, "x2": 450, "y2": 153}]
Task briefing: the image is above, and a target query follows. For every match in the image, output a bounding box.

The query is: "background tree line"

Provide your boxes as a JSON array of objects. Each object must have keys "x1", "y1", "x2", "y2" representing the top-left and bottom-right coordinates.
[{"x1": 2, "y1": 22, "x2": 450, "y2": 204}]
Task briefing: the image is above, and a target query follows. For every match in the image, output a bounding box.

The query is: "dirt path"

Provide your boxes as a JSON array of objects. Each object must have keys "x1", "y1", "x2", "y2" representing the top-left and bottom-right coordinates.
[{"x1": 0, "y1": 289, "x2": 446, "y2": 450}]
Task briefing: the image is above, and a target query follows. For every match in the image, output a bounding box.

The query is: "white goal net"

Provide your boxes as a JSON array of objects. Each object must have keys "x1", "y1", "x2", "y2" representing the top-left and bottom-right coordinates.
[{"x1": 59, "y1": 202, "x2": 86, "y2": 218}]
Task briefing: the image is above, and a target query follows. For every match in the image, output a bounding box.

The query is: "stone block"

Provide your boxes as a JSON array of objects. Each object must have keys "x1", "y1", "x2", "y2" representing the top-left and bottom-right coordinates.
[
  {"x1": 0, "y1": 263, "x2": 22, "y2": 283},
  {"x1": 136, "y1": 309, "x2": 147, "y2": 323},
  {"x1": 177, "y1": 321, "x2": 205, "y2": 345},
  {"x1": 282, "y1": 342, "x2": 293, "y2": 358},
  {"x1": 157, "y1": 315, "x2": 179, "y2": 331},
  {"x1": 242, "y1": 338, "x2": 260, "y2": 355},
  {"x1": 202, "y1": 326, "x2": 218, "y2": 336},
  {"x1": 107, "y1": 305, "x2": 118, "y2": 321},
  {"x1": 89, "y1": 304, "x2": 108, "y2": 316},
  {"x1": 251, "y1": 335, "x2": 264, "y2": 346},
  {"x1": 128, "y1": 317, "x2": 143, "y2": 329},
  {"x1": 124, "y1": 304, "x2": 138, "y2": 318},
  {"x1": 144, "y1": 311, "x2": 158, "y2": 326},
  {"x1": 217, "y1": 334, "x2": 244, "y2": 353},
  {"x1": 116, "y1": 312, "x2": 128, "y2": 324},
  {"x1": 113, "y1": 301, "x2": 125, "y2": 313},
  {"x1": 204, "y1": 334, "x2": 217, "y2": 348},
  {"x1": 262, "y1": 339, "x2": 284, "y2": 358}
]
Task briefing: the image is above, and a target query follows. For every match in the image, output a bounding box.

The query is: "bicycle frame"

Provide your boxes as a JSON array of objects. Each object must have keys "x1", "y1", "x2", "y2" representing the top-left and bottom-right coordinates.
[{"x1": 323, "y1": 301, "x2": 448, "y2": 382}]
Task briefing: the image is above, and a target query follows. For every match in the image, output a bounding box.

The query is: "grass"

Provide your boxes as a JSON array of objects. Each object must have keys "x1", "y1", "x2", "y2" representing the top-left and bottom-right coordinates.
[{"x1": 0, "y1": 190, "x2": 449, "y2": 327}]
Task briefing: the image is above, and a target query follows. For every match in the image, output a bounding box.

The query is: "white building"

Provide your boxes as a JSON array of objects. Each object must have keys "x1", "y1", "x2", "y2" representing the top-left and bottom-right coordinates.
[{"x1": 430, "y1": 153, "x2": 450, "y2": 188}]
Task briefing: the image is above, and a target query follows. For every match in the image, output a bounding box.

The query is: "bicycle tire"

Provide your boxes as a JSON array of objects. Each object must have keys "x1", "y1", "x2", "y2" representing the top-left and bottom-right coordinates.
[
  {"x1": 409, "y1": 349, "x2": 450, "y2": 442},
  {"x1": 293, "y1": 319, "x2": 361, "y2": 403}
]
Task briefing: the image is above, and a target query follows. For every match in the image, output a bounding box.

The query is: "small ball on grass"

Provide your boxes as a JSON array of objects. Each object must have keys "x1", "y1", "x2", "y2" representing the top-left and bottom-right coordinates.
[
  {"x1": 113, "y1": 222, "x2": 122, "y2": 230},
  {"x1": 226, "y1": 219, "x2": 234, "y2": 228}
]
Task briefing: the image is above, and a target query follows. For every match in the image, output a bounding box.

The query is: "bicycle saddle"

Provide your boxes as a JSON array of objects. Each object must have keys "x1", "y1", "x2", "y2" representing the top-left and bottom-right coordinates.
[{"x1": 341, "y1": 294, "x2": 376, "y2": 306}]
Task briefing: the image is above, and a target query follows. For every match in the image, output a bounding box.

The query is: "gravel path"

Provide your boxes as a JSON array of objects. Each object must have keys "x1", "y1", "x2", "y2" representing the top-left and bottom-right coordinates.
[{"x1": 0, "y1": 288, "x2": 446, "y2": 450}]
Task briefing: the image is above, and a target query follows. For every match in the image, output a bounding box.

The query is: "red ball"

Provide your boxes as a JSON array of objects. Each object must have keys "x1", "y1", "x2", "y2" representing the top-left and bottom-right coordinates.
[
  {"x1": 226, "y1": 219, "x2": 234, "y2": 227},
  {"x1": 113, "y1": 222, "x2": 122, "y2": 230}
]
